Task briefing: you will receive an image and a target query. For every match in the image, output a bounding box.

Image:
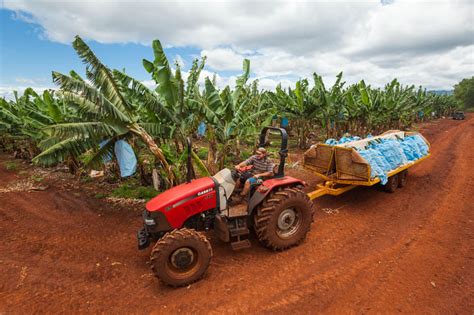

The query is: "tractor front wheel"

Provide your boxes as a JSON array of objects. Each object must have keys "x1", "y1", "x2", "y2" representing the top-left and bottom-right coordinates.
[
  {"x1": 254, "y1": 187, "x2": 314, "y2": 251},
  {"x1": 150, "y1": 229, "x2": 212, "y2": 287}
]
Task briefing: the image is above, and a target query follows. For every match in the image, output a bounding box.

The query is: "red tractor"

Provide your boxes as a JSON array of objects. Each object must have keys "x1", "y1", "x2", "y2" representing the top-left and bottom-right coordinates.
[{"x1": 137, "y1": 127, "x2": 314, "y2": 286}]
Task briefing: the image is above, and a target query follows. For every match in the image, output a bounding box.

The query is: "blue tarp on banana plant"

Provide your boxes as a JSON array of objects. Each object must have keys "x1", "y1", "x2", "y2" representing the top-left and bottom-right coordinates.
[
  {"x1": 114, "y1": 140, "x2": 137, "y2": 177},
  {"x1": 197, "y1": 122, "x2": 206, "y2": 137}
]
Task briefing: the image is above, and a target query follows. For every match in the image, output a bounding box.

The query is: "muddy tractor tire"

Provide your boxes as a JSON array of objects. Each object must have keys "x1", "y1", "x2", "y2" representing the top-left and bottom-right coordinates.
[
  {"x1": 254, "y1": 187, "x2": 314, "y2": 251},
  {"x1": 150, "y1": 228, "x2": 212, "y2": 287},
  {"x1": 383, "y1": 174, "x2": 399, "y2": 193},
  {"x1": 398, "y1": 170, "x2": 408, "y2": 188}
]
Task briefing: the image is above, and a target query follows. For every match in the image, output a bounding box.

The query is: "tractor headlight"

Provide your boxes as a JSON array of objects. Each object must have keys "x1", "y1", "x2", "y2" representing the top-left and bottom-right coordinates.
[
  {"x1": 145, "y1": 218, "x2": 156, "y2": 226},
  {"x1": 143, "y1": 210, "x2": 157, "y2": 226}
]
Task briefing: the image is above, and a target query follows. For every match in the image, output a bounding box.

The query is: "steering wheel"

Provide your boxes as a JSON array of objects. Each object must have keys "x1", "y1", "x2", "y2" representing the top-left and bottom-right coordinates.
[{"x1": 232, "y1": 165, "x2": 254, "y2": 181}]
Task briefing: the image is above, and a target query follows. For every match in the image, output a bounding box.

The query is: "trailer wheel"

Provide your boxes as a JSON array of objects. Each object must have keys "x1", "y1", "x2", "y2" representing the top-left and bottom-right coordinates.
[
  {"x1": 383, "y1": 174, "x2": 399, "y2": 193},
  {"x1": 398, "y1": 170, "x2": 408, "y2": 188},
  {"x1": 150, "y1": 229, "x2": 212, "y2": 287},
  {"x1": 254, "y1": 187, "x2": 314, "y2": 251}
]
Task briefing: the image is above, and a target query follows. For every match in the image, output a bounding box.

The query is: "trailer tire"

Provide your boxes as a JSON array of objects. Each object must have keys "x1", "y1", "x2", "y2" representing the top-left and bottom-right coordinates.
[
  {"x1": 398, "y1": 170, "x2": 408, "y2": 188},
  {"x1": 254, "y1": 187, "x2": 314, "y2": 251},
  {"x1": 383, "y1": 174, "x2": 399, "y2": 193},
  {"x1": 150, "y1": 228, "x2": 212, "y2": 287}
]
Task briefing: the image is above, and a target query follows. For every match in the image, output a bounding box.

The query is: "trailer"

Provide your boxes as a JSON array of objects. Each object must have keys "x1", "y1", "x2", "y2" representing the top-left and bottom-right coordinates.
[{"x1": 303, "y1": 130, "x2": 430, "y2": 200}]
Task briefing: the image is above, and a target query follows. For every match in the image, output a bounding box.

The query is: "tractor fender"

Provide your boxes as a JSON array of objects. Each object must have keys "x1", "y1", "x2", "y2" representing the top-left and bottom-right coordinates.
[{"x1": 248, "y1": 176, "x2": 304, "y2": 214}]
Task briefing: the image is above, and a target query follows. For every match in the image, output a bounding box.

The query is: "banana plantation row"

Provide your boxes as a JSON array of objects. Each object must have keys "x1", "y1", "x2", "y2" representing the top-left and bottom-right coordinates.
[{"x1": 0, "y1": 36, "x2": 458, "y2": 188}]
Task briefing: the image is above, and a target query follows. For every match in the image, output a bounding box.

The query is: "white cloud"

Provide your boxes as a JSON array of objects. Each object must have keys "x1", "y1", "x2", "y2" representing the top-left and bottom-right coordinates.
[
  {"x1": 3, "y1": 0, "x2": 474, "y2": 90},
  {"x1": 140, "y1": 69, "x2": 236, "y2": 91},
  {"x1": 201, "y1": 48, "x2": 245, "y2": 71},
  {"x1": 14, "y1": 78, "x2": 37, "y2": 84},
  {"x1": 345, "y1": 0, "x2": 474, "y2": 58},
  {"x1": 3, "y1": 1, "x2": 374, "y2": 52},
  {"x1": 0, "y1": 85, "x2": 53, "y2": 100},
  {"x1": 256, "y1": 77, "x2": 296, "y2": 91}
]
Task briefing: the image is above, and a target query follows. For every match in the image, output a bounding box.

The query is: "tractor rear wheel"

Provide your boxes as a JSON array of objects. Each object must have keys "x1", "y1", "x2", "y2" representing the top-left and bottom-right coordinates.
[
  {"x1": 383, "y1": 174, "x2": 399, "y2": 193},
  {"x1": 254, "y1": 187, "x2": 314, "y2": 251},
  {"x1": 150, "y1": 228, "x2": 212, "y2": 287}
]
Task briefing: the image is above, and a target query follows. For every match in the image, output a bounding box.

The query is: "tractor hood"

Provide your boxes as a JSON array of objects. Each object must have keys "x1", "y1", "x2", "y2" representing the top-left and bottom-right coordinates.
[{"x1": 146, "y1": 177, "x2": 215, "y2": 212}]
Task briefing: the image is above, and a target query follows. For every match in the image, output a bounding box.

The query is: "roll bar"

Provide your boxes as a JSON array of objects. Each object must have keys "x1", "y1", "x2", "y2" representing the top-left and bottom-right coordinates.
[
  {"x1": 186, "y1": 137, "x2": 193, "y2": 183},
  {"x1": 258, "y1": 127, "x2": 288, "y2": 178}
]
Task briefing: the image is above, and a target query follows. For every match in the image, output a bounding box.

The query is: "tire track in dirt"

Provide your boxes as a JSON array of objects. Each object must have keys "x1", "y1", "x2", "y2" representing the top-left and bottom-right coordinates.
[{"x1": 0, "y1": 186, "x2": 149, "y2": 313}]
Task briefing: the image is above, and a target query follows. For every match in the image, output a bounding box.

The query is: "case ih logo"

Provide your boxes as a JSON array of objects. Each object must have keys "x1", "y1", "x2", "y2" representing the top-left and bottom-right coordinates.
[{"x1": 197, "y1": 188, "x2": 213, "y2": 196}]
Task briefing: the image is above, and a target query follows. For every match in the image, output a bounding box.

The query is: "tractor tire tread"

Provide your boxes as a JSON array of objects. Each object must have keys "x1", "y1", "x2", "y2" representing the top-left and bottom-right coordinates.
[
  {"x1": 150, "y1": 228, "x2": 212, "y2": 287},
  {"x1": 254, "y1": 187, "x2": 314, "y2": 251}
]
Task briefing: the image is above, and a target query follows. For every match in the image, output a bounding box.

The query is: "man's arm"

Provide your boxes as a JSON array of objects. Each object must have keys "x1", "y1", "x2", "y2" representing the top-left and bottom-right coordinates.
[
  {"x1": 253, "y1": 171, "x2": 273, "y2": 178},
  {"x1": 235, "y1": 156, "x2": 253, "y2": 170}
]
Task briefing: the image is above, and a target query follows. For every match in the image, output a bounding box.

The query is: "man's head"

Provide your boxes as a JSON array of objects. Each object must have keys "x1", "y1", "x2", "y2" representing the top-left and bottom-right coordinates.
[{"x1": 255, "y1": 147, "x2": 267, "y2": 159}]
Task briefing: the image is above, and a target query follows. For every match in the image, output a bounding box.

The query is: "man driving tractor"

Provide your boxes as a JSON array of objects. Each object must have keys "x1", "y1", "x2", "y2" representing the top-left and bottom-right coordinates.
[{"x1": 234, "y1": 147, "x2": 274, "y2": 201}]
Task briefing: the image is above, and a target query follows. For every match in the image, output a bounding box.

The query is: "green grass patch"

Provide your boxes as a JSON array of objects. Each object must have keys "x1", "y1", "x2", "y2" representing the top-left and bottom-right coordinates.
[
  {"x1": 196, "y1": 147, "x2": 209, "y2": 160},
  {"x1": 31, "y1": 175, "x2": 43, "y2": 182},
  {"x1": 111, "y1": 180, "x2": 158, "y2": 200},
  {"x1": 94, "y1": 193, "x2": 108, "y2": 199},
  {"x1": 4, "y1": 161, "x2": 18, "y2": 171}
]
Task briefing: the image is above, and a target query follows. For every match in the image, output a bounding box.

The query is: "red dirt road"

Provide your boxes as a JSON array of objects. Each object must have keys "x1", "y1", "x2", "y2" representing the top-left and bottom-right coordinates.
[{"x1": 1, "y1": 116, "x2": 473, "y2": 314}]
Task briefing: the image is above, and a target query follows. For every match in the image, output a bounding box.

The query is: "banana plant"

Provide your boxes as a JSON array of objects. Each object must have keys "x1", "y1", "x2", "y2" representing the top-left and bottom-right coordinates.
[
  {"x1": 0, "y1": 88, "x2": 73, "y2": 159},
  {"x1": 201, "y1": 59, "x2": 273, "y2": 171},
  {"x1": 125, "y1": 39, "x2": 211, "y2": 179},
  {"x1": 1, "y1": 36, "x2": 461, "y2": 179},
  {"x1": 33, "y1": 36, "x2": 176, "y2": 185},
  {"x1": 114, "y1": 67, "x2": 210, "y2": 180},
  {"x1": 141, "y1": 40, "x2": 207, "y2": 144},
  {"x1": 265, "y1": 79, "x2": 320, "y2": 148}
]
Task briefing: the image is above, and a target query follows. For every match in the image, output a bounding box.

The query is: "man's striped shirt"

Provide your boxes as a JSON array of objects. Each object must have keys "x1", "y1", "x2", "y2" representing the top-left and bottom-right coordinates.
[{"x1": 244, "y1": 155, "x2": 274, "y2": 174}]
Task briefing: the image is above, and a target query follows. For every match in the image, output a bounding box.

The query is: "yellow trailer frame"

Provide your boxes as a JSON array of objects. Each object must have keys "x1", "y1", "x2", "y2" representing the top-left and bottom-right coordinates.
[{"x1": 307, "y1": 154, "x2": 430, "y2": 201}]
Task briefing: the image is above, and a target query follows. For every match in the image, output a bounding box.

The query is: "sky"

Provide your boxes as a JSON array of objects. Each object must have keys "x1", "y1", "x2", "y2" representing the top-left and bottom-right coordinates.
[{"x1": 0, "y1": 0, "x2": 473, "y2": 99}]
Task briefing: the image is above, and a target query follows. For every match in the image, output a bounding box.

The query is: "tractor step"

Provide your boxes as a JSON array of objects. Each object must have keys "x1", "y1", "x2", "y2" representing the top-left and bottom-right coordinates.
[
  {"x1": 230, "y1": 226, "x2": 249, "y2": 237},
  {"x1": 231, "y1": 239, "x2": 251, "y2": 250},
  {"x1": 228, "y1": 217, "x2": 251, "y2": 250}
]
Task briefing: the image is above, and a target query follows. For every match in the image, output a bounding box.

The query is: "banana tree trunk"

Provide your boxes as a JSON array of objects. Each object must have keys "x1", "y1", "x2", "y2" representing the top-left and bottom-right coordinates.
[
  {"x1": 206, "y1": 139, "x2": 217, "y2": 174},
  {"x1": 235, "y1": 139, "x2": 241, "y2": 160},
  {"x1": 217, "y1": 144, "x2": 230, "y2": 170},
  {"x1": 325, "y1": 118, "x2": 331, "y2": 139},
  {"x1": 297, "y1": 124, "x2": 303, "y2": 149},
  {"x1": 130, "y1": 124, "x2": 176, "y2": 185}
]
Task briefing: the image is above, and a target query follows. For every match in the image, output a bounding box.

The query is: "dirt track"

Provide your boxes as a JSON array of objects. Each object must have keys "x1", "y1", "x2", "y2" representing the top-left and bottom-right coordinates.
[{"x1": 1, "y1": 115, "x2": 473, "y2": 314}]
